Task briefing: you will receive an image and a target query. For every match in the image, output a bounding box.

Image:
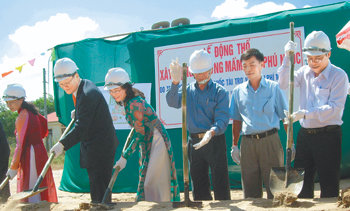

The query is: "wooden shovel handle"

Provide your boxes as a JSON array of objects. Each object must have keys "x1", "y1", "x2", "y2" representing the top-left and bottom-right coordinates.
[
  {"x1": 101, "y1": 128, "x2": 135, "y2": 204},
  {"x1": 0, "y1": 176, "x2": 10, "y2": 191},
  {"x1": 286, "y1": 22, "x2": 295, "y2": 168},
  {"x1": 33, "y1": 118, "x2": 76, "y2": 192}
]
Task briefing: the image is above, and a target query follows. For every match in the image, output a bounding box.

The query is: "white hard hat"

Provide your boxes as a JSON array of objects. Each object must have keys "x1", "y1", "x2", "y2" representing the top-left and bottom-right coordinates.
[
  {"x1": 54, "y1": 58, "x2": 78, "y2": 82},
  {"x1": 303, "y1": 31, "x2": 331, "y2": 56},
  {"x1": 189, "y1": 49, "x2": 213, "y2": 74},
  {"x1": 3, "y1": 84, "x2": 26, "y2": 101},
  {"x1": 104, "y1": 67, "x2": 131, "y2": 90}
]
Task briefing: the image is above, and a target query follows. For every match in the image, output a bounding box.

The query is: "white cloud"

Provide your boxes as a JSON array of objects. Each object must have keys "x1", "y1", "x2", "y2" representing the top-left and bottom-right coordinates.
[
  {"x1": 0, "y1": 13, "x2": 102, "y2": 101},
  {"x1": 191, "y1": 15, "x2": 215, "y2": 25},
  {"x1": 211, "y1": 0, "x2": 297, "y2": 19},
  {"x1": 9, "y1": 13, "x2": 100, "y2": 56}
]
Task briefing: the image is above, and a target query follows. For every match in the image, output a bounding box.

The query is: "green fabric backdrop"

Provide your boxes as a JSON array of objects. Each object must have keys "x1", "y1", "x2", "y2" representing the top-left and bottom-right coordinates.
[{"x1": 53, "y1": 2, "x2": 350, "y2": 193}]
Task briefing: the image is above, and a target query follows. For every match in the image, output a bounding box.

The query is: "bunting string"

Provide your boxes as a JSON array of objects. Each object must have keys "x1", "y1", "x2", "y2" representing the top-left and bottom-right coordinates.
[{"x1": 0, "y1": 49, "x2": 52, "y2": 79}]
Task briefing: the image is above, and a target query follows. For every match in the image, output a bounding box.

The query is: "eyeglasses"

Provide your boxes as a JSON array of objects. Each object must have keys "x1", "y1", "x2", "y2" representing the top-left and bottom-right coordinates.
[
  {"x1": 109, "y1": 88, "x2": 123, "y2": 94},
  {"x1": 6, "y1": 99, "x2": 20, "y2": 106},
  {"x1": 306, "y1": 54, "x2": 327, "y2": 64},
  {"x1": 58, "y1": 76, "x2": 75, "y2": 87}
]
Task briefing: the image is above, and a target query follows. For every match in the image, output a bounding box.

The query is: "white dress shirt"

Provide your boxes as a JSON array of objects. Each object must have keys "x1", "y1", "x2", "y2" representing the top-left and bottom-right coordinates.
[{"x1": 278, "y1": 58, "x2": 349, "y2": 128}]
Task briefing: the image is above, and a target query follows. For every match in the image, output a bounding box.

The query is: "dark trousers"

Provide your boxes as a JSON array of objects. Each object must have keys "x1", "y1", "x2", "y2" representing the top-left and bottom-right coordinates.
[
  {"x1": 188, "y1": 134, "x2": 231, "y2": 200},
  {"x1": 86, "y1": 163, "x2": 113, "y2": 203},
  {"x1": 0, "y1": 154, "x2": 10, "y2": 202},
  {"x1": 294, "y1": 126, "x2": 342, "y2": 198}
]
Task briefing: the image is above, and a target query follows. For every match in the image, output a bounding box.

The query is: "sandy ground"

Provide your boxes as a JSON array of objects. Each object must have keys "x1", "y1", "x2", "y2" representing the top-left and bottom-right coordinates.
[{"x1": 0, "y1": 169, "x2": 349, "y2": 211}]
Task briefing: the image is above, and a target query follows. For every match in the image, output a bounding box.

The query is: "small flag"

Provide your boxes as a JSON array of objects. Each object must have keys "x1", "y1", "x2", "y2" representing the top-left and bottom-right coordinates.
[
  {"x1": 51, "y1": 49, "x2": 56, "y2": 61},
  {"x1": 28, "y1": 58, "x2": 35, "y2": 66},
  {"x1": 16, "y1": 64, "x2": 25, "y2": 73},
  {"x1": 336, "y1": 20, "x2": 350, "y2": 51},
  {"x1": 1, "y1": 70, "x2": 14, "y2": 78}
]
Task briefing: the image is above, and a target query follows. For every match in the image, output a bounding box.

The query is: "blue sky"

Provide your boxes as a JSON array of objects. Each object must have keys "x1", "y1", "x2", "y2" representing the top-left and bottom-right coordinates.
[{"x1": 0, "y1": 0, "x2": 344, "y2": 100}]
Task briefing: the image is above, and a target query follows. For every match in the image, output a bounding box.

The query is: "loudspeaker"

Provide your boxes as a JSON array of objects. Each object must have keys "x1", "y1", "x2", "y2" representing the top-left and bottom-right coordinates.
[
  {"x1": 151, "y1": 21, "x2": 170, "y2": 30},
  {"x1": 171, "y1": 18, "x2": 190, "y2": 27}
]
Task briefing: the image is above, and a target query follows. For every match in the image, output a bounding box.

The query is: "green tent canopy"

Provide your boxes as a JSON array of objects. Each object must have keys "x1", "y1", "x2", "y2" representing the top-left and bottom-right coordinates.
[{"x1": 53, "y1": 1, "x2": 350, "y2": 193}]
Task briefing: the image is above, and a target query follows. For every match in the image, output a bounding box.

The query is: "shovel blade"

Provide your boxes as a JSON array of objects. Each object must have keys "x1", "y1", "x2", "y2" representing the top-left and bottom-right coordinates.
[
  {"x1": 270, "y1": 167, "x2": 304, "y2": 196},
  {"x1": 11, "y1": 187, "x2": 48, "y2": 200}
]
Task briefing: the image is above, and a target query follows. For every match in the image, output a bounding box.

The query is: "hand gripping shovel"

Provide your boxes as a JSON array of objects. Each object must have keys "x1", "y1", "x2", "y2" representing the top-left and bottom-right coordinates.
[
  {"x1": 269, "y1": 22, "x2": 304, "y2": 197},
  {"x1": 97, "y1": 127, "x2": 135, "y2": 209},
  {"x1": 172, "y1": 63, "x2": 202, "y2": 208},
  {"x1": 12, "y1": 118, "x2": 76, "y2": 201}
]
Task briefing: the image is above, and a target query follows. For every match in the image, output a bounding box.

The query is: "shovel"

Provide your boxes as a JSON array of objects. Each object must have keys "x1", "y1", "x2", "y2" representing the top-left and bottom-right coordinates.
[
  {"x1": 11, "y1": 117, "x2": 76, "y2": 201},
  {"x1": 11, "y1": 154, "x2": 54, "y2": 200},
  {"x1": 98, "y1": 128, "x2": 135, "y2": 209},
  {"x1": 172, "y1": 63, "x2": 202, "y2": 208},
  {"x1": 269, "y1": 22, "x2": 304, "y2": 196}
]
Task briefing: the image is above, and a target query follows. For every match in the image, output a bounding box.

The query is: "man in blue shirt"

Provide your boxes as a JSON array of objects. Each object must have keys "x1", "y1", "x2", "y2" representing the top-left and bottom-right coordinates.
[
  {"x1": 166, "y1": 49, "x2": 231, "y2": 200},
  {"x1": 230, "y1": 48, "x2": 289, "y2": 199},
  {"x1": 280, "y1": 31, "x2": 349, "y2": 198}
]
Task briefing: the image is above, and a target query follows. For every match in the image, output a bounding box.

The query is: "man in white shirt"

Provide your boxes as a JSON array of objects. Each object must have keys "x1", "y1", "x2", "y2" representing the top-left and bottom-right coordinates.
[{"x1": 278, "y1": 31, "x2": 349, "y2": 198}]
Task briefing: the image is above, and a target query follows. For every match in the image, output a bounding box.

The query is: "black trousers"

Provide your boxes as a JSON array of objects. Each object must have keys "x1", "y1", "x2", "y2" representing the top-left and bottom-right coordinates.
[
  {"x1": 86, "y1": 163, "x2": 113, "y2": 203},
  {"x1": 0, "y1": 154, "x2": 10, "y2": 202},
  {"x1": 294, "y1": 125, "x2": 342, "y2": 198},
  {"x1": 188, "y1": 134, "x2": 231, "y2": 200}
]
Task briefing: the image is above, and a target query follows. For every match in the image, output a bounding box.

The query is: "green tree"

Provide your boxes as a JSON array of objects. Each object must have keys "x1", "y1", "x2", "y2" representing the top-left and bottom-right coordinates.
[
  {"x1": 33, "y1": 94, "x2": 55, "y2": 116},
  {"x1": 0, "y1": 101, "x2": 17, "y2": 139},
  {"x1": 0, "y1": 94, "x2": 55, "y2": 141}
]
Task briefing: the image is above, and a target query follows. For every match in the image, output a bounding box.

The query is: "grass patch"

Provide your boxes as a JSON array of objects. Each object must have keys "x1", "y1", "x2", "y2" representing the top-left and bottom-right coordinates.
[{"x1": 51, "y1": 153, "x2": 65, "y2": 170}]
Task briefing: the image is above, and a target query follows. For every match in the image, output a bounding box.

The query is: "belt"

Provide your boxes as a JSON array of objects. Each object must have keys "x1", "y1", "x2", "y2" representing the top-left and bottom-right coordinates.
[
  {"x1": 190, "y1": 132, "x2": 206, "y2": 139},
  {"x1": 243, "y1": 128, "x2": 277, "y2": 139},
  {"x1": 302, "y1": 125, "x2": 340, "y2": 134}
]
